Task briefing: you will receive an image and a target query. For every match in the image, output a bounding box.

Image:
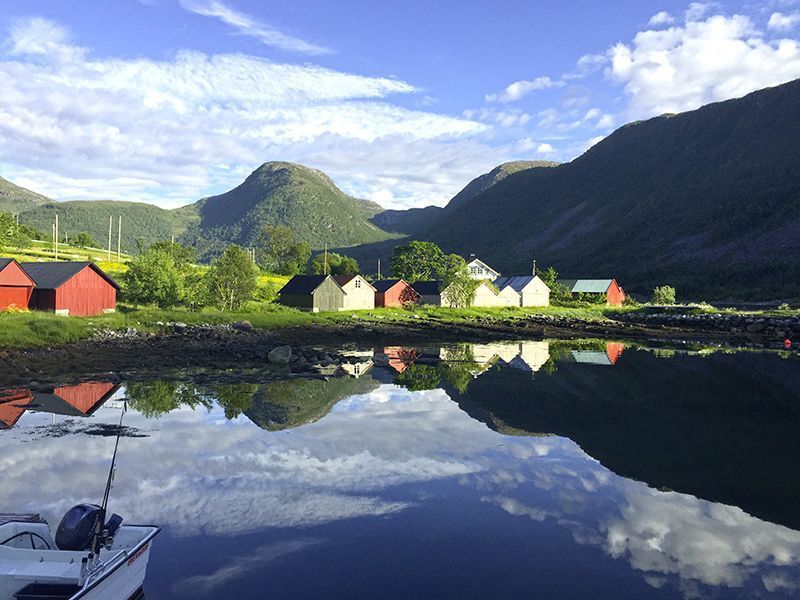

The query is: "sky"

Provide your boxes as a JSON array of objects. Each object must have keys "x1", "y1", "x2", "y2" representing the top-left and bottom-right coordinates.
[{"x1": 1, "y1": 0, "x2": 800, "y2": 209}]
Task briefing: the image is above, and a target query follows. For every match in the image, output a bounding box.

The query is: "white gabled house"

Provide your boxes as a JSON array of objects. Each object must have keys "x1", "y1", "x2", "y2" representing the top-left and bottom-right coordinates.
[
  {"x1": 333, "y1": 275, "x2": 376, "y2": 310},
  {"x1": 493, "y1": 275, "x2": 551, "y2": 307},
  {"x1": 466, "y1": 257, "x2": 501, "y2": 281}
]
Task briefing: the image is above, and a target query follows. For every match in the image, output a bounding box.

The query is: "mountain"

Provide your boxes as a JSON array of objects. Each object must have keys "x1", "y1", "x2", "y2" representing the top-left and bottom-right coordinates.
[
  {"x1": 9, "y1": 162, "x2": 396, "y2": 258},
  {"x1": 420, "y1": 79, "x2": 800, "y2": 299},
  {"x1": 19, "y1": 200, "x2": 197, "y2": 252},
  {"x1": 369, "y1": 160, "x2": 559, "y2": 236},
  {"x1": 0, "y1": 176, "x2": 50, "y2": 214},
  {"x1": 181, "y1": 162, "x2": 398, "y2": 259}
]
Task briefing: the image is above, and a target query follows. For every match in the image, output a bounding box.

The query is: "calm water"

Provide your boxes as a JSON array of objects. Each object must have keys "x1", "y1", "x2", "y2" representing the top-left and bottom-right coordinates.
[{"x1": 1, "y1": 341, "x2": 800, "y2": 599}]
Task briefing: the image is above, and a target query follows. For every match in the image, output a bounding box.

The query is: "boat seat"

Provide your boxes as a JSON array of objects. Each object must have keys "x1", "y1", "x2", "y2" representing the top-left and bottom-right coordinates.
[
  {"x1": 0, "y1": 559, "x2": 78, "y2": 583},
  {"x1": 14, "y1": 583, "x2": 81, "y2": 600}
]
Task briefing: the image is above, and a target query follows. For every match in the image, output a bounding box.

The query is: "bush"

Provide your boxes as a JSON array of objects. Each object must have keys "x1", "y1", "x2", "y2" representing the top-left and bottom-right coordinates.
[
  {"x1": 778, "y1": 303, "x2": 792, "y2": 312},
  {"x1": 651, "y1": 285, "x2": 677, "y2": 305},
  {"x1": 123, "y1": 247, "x2": 184, "y2": 308}
]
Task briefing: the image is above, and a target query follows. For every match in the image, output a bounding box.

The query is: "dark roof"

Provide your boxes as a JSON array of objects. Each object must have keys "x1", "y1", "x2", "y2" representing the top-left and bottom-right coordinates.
[
  {"x1": 411, "y1": 281, "x2": 441, "y2": 296},
  {"x1": 372, "y1": 279, "x2": 409, "y2": 293},
  {"x1": 332, "y1": 275, "x2": 356, "y2": 286},
  {"x1": 494, "y1": 275, "x2": 539, "y2": 293},
  {"x1": 20, "y1": 262, "x2": 120, "y2": 290},
  {"x1": 278, "y1": 275, "x2": 338, "y2": 295}
]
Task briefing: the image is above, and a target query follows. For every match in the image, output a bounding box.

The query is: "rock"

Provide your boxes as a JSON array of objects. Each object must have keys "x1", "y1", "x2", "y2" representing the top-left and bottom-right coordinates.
[
  {"x1": 232, "y1": 320, "x2": 254, "y2": 332},
  {"x1": 746, "y1": 323, "x2": 766, "y2": 333},
  {"x1": 268, "y1": 345, "x2": 292, "y2": 365},
  {"x1": 173, "y1": 322, "x2": 188, "y2": 334}
]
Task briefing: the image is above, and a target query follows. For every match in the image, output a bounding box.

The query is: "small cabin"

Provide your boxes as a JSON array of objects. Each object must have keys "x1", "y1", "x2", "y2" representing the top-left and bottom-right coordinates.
[
  {"x1": 0, "y1": 258, "x2": 36, "y2": 311},
  {"x1": 557, "y1": 278, "x2": 626, "y2": 306},
  {"x1": 21, "y1": 262, "x2": 119, "y2": 316},
  {"x1": 494, "y1": 275, "x2": 551, "y2": 307},
  {"x1": 332, "y1": 275, "x2": 376, "y2": 310},
  {"x1": 277, "y1": 275, "x2": 345, "y2": 312},
  {"x1": 373, "y1": 279, "x2": 420, "y2": 308}
]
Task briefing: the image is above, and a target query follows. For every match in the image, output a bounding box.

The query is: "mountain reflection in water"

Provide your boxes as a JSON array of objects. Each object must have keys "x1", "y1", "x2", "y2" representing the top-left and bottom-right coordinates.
[{"x1": 1, "y1": 340, "x2": 799, "y2": 599}]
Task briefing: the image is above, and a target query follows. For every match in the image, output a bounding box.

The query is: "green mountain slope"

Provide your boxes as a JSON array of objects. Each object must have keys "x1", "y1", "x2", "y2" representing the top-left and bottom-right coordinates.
[
  {"x1": 0, "y1": 176, "x2": 50, "y2": 214},
  {"x1": 19, "y1": 200, "x2": 197, "y2": 252},
  {"x1": 423, "y1": 79, "x2": 800, "y2": 299},
  {"x1": 369, "y1": 160, "x2": 558, "y2": 236},
  {"x1": 181, "y1": 162, "x2": 398, "y2": 259}
]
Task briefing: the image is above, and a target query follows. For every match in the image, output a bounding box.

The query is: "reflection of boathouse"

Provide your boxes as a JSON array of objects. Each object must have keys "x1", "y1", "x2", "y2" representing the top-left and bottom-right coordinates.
[
  {"x1": 0, "y1": 382, "x2": 119, "y2": 429},
  {"x1": 339, "y1": 351, "x2": 374, "y2": 378},
  {"x1": 441, "y1": 341, "x2": 551, "y2": 378},
  {"x1": 572, "y1": 342, "x2": 625, "y2": 366},
  {"x1": 373, "y1": 347, "x2": 420, "y2": 373}
]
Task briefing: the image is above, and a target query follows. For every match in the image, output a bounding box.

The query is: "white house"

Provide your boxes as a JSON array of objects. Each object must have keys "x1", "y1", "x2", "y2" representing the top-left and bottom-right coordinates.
[
  {"x1": 493, "y1": 275, "x2": 550, "y2": 307},
  {"x1": 466, "y1": 258, "x2": 501, "y2": 281},
  {"x1": 333, "y1": 275, "x2": 376, "y2": 310}
]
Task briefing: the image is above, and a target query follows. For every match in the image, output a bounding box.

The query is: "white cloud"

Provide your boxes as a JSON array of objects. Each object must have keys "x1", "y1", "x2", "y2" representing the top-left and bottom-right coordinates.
[
  {"x1": 684, "y1": 2, "x2": 718, "y2": 22},
  {"x1": 486, "y1": 76, "x2": 564, "y2": 103},
  {"x1": 0, "y1": 17, "x2": 496, "y2": 209},
  {"x1": 768, "y1": 11, "x2": 800, "y2": 31},
  {"x1": 607, "y1": 14, "x2": 800, "y2": 118},
  {"x1": 179, "y1": 0, "x2": 330, "y2": 55},
  {"x1": 536, "y1": 143, "x2": 555, "y2": 155},
  {"x1": 648, "y1": 11, "x2": 675, "y2": 27}
]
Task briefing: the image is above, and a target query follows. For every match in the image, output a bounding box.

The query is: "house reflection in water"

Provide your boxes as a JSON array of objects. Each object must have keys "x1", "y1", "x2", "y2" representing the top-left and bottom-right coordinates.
[
  {"x1": 572, "y1": 342, "x2": 625, "y2": 366},
  {"x1": 339, "y1": 351, "x2": 374, "y2": 378},
  {"x1": 0, "y1": 381, "x2": 120, "y2": 429},
  {"x1": 373, "y1": 347, "x2": 421, "y2": 373},
  {"x1": 442, "y1": 341, "x2": 552, "y2": 379}
]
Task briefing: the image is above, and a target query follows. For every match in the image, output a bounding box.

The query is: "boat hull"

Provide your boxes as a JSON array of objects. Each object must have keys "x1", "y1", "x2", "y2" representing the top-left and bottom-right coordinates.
[{"x1": 73, "y1": 535, "x2": 156, "y2": 600}]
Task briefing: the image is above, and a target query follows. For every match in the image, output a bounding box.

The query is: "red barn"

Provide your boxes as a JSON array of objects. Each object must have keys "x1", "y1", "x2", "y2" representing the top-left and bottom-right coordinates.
[
  {"x1": 22, "y1": 262, "x2": 120, "y2": 316},
  {"x1": 0, "y1": 258, "x2": 35, "y2": 311},
  {"x1": 557, "y1": 278, "x2": 627, "y2": 306},
  {"x1": 373, "y1": 279, "x2": 420, "y2": 308}
]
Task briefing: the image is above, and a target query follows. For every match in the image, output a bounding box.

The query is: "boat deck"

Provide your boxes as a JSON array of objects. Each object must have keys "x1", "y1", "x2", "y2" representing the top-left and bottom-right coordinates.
[{"x1": 0, "y1": 515, "x2": 45, "y2": 527}]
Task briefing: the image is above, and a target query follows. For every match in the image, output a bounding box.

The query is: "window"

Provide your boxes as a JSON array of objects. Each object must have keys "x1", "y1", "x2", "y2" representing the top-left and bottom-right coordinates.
[{"x1": 355, "y1": 279, "x2": 361, "y2": 288}]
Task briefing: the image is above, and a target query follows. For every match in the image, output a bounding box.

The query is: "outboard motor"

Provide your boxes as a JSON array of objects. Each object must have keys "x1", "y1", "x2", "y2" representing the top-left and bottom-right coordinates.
[{"x1": 55, "y1": 504, "x2": 102, "y2": 551}]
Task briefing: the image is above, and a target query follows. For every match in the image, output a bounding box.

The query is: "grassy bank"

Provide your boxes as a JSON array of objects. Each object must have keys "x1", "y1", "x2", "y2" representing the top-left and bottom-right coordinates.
[
  {"x1": 2, "y1": 300, "x2": 797, "y2": 349},
  {"x1": 0, "y1": 302, "x2": 627, "y2": 348}
]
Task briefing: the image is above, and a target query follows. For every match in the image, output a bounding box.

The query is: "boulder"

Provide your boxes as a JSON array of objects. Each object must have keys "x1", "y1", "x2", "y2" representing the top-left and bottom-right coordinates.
[
  {"x1": 232, "y1": 320, "x2": 254, "y2": 332},
  {"x1": 268, "y1": 345, "x2": 292, "y2": 365}
]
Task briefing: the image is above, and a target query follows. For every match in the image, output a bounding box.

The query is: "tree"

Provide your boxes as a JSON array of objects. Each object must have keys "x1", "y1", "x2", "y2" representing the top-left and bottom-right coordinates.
[
  {"x1": 0, "y1": 212, "x2": 19, "y2": 247},
  {"x1": 148, "y1": 241, "x2": 196, "y2": 268},
  {"x1": 390, "y1": 241, "x2": 445, "y2": 282},
  {"x1": 311, "y1": 252, "x2": 360, "y2": 275},
  {"x1": 537, "y1": 265, "x2": 570, "y2": 302},
  {"x1": 206, "y1": 245, "x2": 259, "y2": 311},
  {"x1": 651, "y1": 285, "x2": 677, "y2": 305},
  {"x1": 123, "y1": 247, "x2": 184, "y2": 308},
  {"x1": 256, "y1": 225, "x2": 310, "y2": 275},
  {"x1": 73, "y1": 232, "x2": 100, "y2": 249},
  {"x1": 439, "y1": 254, "x2": 478, "y2": 308},
  {"x1": 214, "y1": 383, "x2": 258, "y2": 420}
]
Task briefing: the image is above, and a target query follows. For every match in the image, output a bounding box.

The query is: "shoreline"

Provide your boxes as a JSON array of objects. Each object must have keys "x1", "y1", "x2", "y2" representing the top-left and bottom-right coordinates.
[{"x1": 0, "y1": 314, "x2": 796, "y2": 388}]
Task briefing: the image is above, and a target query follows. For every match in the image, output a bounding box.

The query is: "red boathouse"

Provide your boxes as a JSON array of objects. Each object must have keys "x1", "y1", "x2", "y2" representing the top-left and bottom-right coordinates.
[
  {"x1": 0, "y1": 258, "x2": 36, "y2": 311},
  {"x1": 373, "y1": 279, "x2": 420, "y2": 308},
  {"x1": 21, "y1": 262, "x2": 120, "y2": 317}
]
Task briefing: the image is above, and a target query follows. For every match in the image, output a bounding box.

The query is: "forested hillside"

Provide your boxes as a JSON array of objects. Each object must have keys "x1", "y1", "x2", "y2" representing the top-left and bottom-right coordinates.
[{"x1": 422, "y1": 79, "x2": 800, "y2": 299}]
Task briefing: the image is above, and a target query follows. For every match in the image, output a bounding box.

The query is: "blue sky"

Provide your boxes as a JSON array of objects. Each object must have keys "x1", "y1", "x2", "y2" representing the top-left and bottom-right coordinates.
[{"x1": 1, "y1": 0, "x2": 799, "y2": 209}]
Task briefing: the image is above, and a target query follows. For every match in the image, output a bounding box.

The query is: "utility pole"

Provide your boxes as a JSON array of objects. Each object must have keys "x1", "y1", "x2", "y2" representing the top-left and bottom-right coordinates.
[
  {"x1": 532, "y1": 259, "x2": 537, "y2": 276},
  {"x1": 52, "y1": 223, "x2": 56, "y2": 259},
  {"x1": 54, "y1": 214, "x2": 59, "y2": 260},
  {"x1": 377, "y1": 259, "x2": 381, "y2": 280},
  {"x1": 107, "y1": 216, "x2": 112, "y2": 261},
  {"x1": 117, "y1": 216, "x2": 122, "y2": 261},
  {"x1": 323, "y1": 243, "x2": 328, "y2": 275}
]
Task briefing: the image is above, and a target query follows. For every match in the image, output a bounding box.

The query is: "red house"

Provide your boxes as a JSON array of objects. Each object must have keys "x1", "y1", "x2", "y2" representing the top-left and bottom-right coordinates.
[
  {"x1": 373, "y1": 279, "x2": 420, "y2": 308},
  {"x1": 0, "y1": 258, "x2": 36, "y2": 311},
  {"x1": 21, "y1": 262, "x2": 120, "y2": 316},
  {"x1": 0, "y1": 382, "x2": 119, "y2": 429},
  {"x1": 557, "y1": 278, "x2": 627, "y2": 306}
]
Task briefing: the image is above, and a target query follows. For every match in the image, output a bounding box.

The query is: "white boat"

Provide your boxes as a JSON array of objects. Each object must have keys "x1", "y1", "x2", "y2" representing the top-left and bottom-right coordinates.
[{"x1": 0, "y1": 510, "x2": 159, "y2": 600}]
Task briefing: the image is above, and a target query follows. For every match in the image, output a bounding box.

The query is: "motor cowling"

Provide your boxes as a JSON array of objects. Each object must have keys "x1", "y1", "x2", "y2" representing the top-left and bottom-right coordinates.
[{"x1": 55, "y1": 504, "x2": 102, "y2": 551}]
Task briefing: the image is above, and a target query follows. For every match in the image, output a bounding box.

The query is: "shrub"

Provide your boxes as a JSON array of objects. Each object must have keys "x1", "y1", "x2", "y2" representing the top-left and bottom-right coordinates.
[{"x1": 651, "y1": 285, "x2": 677, "y2": 305}]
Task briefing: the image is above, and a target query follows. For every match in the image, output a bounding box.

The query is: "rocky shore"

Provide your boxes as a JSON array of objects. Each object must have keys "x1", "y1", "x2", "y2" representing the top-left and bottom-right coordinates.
[{"x1": 0, "y1": 313, "x2": 796, "y2": 387}]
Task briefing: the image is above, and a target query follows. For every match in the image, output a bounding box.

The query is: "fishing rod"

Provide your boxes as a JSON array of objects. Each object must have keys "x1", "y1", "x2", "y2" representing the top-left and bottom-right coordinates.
[{"x1": 90, "y1": 401, "x2": 127, "y2": 557}]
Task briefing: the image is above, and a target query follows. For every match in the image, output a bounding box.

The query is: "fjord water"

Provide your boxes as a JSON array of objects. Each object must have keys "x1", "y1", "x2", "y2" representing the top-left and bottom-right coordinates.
[{"x1": 1, "y1": 342, "x2": 799, "y2": 599}]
